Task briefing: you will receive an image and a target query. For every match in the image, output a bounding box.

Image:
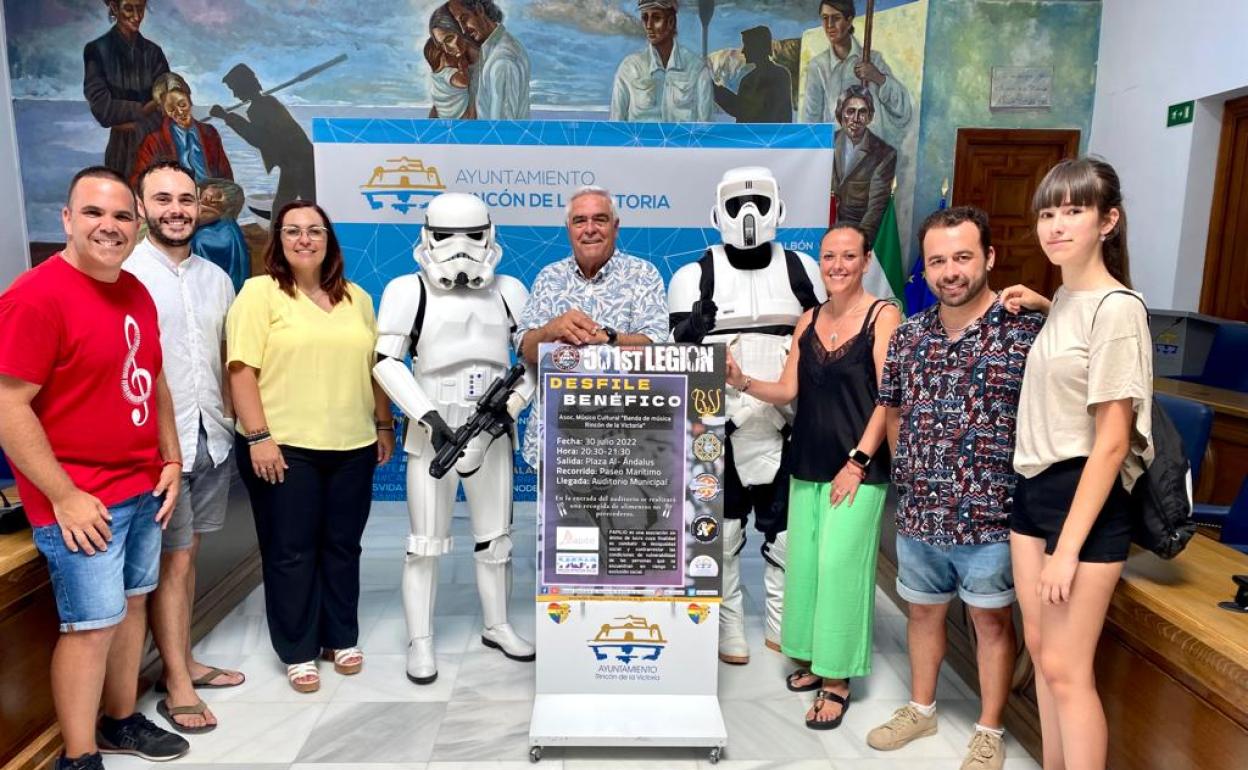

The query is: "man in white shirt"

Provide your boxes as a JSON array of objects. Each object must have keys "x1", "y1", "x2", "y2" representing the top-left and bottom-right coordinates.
[
  {"x1": 448, "y1": 0, "x2": 530, "y2": 119},
  {"x1": 611, "y1": 0, "x2": 714, "y2": 123},
  {"x1": 125, "y1": 161, "x2": 242, "y2": 733}
]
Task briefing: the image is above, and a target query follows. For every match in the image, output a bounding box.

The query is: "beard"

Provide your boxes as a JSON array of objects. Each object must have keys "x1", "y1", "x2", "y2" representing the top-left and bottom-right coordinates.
[
  {"x1": 147, "y1": 215, "x2": 194, "y2": 248},
  {"x1": 934, "y1": 269, "x2": 990, "y2": 308}
]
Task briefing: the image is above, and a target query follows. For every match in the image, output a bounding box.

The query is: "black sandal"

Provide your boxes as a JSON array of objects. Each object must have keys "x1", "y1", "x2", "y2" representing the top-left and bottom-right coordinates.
[
  {"x1": 805, "y1": 688, "x2": 850, "y2": 730},
  {"x1": 785, "y1": 667, "x2": 822, "y2": 693}
]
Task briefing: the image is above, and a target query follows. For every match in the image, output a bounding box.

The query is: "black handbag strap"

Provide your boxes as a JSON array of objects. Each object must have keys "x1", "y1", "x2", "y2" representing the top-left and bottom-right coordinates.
[{"x1": 1090, "y1": 289, "x2": 1147, "y2": 331}]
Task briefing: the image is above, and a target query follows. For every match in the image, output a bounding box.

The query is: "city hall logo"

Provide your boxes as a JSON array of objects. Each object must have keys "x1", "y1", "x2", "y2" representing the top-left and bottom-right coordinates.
[
  {"x1": 693, "y1": 433, "x2": 723, "y2": 462},
  {"x1": 687, "y1": 603, "x2": 710, "y2": 624},
  {"x1": 551, "y1": 345, "x2": 581, "y2": 371},
  {"x1": 547, "y1": 602, "x2": 571, "y2": 624},
  {"x1": 360, "y1": 157, "x2": 447, "y2": 214},
  {"x1": 588, "y1": 615, "x2": 667, "y2": 664}
]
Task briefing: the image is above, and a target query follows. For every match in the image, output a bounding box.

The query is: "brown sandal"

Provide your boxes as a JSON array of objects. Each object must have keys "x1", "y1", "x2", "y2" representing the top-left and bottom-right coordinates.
[{"x1": 156, "y1": 698, "x2": 216, "y2": 734}]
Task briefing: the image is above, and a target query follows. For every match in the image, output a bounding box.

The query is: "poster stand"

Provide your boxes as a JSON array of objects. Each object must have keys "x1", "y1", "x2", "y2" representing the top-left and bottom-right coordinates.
[{"x1": 527, "y1": 343, "x2": 728, "y2": 763}]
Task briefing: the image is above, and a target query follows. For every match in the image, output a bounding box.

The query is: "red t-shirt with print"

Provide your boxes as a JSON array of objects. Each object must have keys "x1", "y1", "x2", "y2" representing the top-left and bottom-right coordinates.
[{"x1": 0, "y1": 254, "x2": 163, "y2": 527}]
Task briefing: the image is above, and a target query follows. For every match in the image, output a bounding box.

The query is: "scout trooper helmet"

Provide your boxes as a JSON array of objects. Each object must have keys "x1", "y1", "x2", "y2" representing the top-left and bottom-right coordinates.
[
  {"x1": 414, "y1": 192, "x2": 502, "y2": 289},
  {"x1": 710, "y1": 166, "x2": 786, "y2": 249}
]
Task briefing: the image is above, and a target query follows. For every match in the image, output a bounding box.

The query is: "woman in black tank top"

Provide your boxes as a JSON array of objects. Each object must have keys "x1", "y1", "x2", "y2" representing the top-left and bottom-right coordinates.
[{"x1": 725, "y1": 224, "x2": 900, "y2": 730}]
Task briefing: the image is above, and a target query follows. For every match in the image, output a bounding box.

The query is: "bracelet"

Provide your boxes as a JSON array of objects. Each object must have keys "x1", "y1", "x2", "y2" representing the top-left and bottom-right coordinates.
[
  {"x1": 740, "y1": 376, "x2": 753, "y2": 393},
  {"x1": 377, "y1": 426, "x2": 395, "y2": 432},
  {"x1": 376, "y1": 420, "x2": 395, "y2": 430},
  {"x1": 246, "y1": 431, "x2": 272, "y2": 446},
  {"x1": 161, "y1": 460, "x2": 182, "y2": 468},
  {"x1": 244, "y1": 426, "x2": 269, "y2": 438}
]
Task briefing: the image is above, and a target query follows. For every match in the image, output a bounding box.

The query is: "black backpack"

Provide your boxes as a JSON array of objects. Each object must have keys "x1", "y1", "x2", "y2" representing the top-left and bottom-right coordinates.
[{"x1": 1093, "y1": 291, "x2": 1196, "y2": 559}]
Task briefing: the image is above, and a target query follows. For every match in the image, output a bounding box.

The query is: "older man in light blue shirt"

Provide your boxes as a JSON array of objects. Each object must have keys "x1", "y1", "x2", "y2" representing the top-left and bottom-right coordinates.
[
  {"x1": 515, "y1": 187, "x2": 668, "y2": 466},
  {"x1": 449, "y1": 0, "x2": 530, "y2": 119},
  {"x1": 610, "y1": 0, "x2": 714, "y2": 123}
]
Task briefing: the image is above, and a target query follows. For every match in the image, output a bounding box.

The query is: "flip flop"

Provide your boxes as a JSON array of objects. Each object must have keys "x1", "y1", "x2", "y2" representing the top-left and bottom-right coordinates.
[
  {"x1": 156, "y1": 698, "x2": 217, "y2": 734},
  {"x1": 805, "y1": 688, "x2": 851, "y2": 730},
  {"x1": 785, "y1": 667, "x2": 822, "y2": 693},
  {"x1": 155, "y1": 666, "x2": 246, "y2": 693}
]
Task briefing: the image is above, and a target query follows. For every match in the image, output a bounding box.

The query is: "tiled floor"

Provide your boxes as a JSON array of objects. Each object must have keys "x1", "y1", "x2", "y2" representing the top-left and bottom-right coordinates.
[{"x1": 109, "y1": 502, "x2": 1041, "y2": 770}]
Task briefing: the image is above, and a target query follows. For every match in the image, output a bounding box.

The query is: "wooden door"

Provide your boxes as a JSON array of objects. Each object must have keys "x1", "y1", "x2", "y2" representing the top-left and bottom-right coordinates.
[
  {"x1": 952, "y1": 129, "x2": 1081, "y2": 298},
  {"x1": 1200, "y1": 95, "x2": 1248, "y2": 321}
]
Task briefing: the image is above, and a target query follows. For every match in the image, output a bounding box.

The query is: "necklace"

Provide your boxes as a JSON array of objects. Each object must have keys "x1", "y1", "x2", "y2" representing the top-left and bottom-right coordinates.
[
  {"x1": 939, "y1": 291, "x2": 998, "y2": 337},
  {"x1": 823, "y1": 295, "x2": 868, "y2": 347}
]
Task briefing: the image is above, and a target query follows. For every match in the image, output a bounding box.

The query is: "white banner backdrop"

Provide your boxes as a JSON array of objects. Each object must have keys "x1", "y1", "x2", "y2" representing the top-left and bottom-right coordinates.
[{"x1": 312, "y1": 119, "x2": 833, "y2": 506}]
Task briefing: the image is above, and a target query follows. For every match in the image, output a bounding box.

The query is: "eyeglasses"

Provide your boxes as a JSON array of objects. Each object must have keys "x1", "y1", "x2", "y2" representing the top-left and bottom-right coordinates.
[{"x1": 279, "y1": 225, "x2": 329, "y2": 241}]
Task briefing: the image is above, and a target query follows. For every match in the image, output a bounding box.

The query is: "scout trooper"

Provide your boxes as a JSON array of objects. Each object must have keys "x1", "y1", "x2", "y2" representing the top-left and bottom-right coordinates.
[
  {"x1": 669, "y1": 166, "x2": 823, "y2": 664},
  {"x1": 373, "y1": 192, "x2": 536, "y2": 684}
]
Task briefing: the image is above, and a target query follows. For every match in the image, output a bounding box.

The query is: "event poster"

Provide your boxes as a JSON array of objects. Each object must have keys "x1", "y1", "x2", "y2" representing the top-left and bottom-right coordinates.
[{"x1": 537, "y1": 343, "x2": 725, "y2": 600}]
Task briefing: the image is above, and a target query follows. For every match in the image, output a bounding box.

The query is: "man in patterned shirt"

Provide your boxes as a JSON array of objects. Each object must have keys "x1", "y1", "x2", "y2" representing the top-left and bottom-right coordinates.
[
  {"x1": 866, "y1": 206, "x2": 1044, "y2": 770},
  {"x1": 514, "y1": 186, "x2": 668, "y2": 467}
]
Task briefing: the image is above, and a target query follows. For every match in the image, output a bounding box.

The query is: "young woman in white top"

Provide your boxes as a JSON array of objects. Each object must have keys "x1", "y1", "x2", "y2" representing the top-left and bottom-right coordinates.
[{"x1": 1008, "y1": 157, "x2": 1153, "y2": 770}]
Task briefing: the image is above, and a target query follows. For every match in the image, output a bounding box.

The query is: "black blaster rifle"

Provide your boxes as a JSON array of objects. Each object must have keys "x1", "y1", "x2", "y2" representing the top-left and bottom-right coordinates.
[{"x1": 429, "y1": 363, "x2": 526, "y2": 479}]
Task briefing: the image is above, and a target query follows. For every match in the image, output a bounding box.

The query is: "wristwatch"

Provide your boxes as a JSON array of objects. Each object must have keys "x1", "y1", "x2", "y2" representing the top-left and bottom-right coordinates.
[
  {"x1": 602, "y1": 325, "x2": 619, "y2": 345},
  {"x1": 848, "y1": 448, "x2": 871, "y2": 469}
]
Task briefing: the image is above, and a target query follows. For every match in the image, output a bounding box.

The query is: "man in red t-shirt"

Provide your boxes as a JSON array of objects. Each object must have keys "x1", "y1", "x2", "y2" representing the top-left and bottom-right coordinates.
[{"x1": 0, "y1": 167, "x2": 189, "y2": 770}]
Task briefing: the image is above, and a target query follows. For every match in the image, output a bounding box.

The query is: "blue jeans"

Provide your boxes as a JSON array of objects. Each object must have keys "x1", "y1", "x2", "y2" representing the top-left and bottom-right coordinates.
[
  {"x1": 895, "y1": 533, "x2": 1015, "y2": 609},
  {"x1": 32, "y1": 491, "x2": 163, "y2": 632}
]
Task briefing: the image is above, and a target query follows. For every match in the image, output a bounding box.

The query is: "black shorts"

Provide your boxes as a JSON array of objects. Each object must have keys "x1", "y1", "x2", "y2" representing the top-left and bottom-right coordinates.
[{"x1": 1011, "y1": 457, "x2": 1134, "y2": 563}]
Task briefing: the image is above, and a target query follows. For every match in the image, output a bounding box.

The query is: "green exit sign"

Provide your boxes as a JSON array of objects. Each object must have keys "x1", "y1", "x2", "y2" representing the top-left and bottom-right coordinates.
[{"x1": 1167, "y1": 100, "x2": 1195, "y2": 127}]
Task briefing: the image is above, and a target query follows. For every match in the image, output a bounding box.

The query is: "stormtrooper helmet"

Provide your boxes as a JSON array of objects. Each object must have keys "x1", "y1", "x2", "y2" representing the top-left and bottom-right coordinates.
[
  {"x1": 414, "y1": 192, "x2": 501, "y2": 289},
  {"x1": 710, "y1": 166, "x2": 785, "y2": 249}
]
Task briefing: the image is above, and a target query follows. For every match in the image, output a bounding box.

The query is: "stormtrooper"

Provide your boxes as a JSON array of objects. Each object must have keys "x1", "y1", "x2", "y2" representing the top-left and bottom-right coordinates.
[
  {"x1": 373, "y1": 192, "x2": 536, "y2": 684},
  {"x1": 668, "y1": 166, "x2": 823, "y2": 664}
]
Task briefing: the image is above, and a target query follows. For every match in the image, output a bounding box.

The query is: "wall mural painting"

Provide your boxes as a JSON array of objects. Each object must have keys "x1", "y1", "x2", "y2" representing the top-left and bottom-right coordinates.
[{"x1": 6, "y1": 0, "x2": 925, "y2": 271}]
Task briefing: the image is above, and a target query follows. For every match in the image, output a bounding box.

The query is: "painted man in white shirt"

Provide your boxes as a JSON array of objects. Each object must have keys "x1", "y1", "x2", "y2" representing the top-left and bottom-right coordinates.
[
  {"x1": 125, "y1": 161, "x2": 242, "y2": 732},
  {"x1": 448, "y1": 0, "x2": 530, "y2": 119},
  {"x1": 800, "y1": 0, "x2": 912, "y2": 146},
  {"x1": 611, "y1": 0, "x2": 714, "y2": 123}
]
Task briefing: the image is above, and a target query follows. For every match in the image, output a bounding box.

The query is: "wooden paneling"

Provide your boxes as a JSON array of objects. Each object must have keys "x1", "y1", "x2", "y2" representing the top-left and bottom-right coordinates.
[
  {"x1": 952, "y1": 129, "x2": 1081, "y2": 298},
  {"x1": 1, "y1": 475, "x2": 261, "y2": 770},
  {"x1": 0, "y1": 551, "x2": 58, "y2": 769},
  {"x1": 1201, "y1": 95, "x2": 1248, "y2": 322},
  {"x1": 877, "y1": 513, "x2": 1248, "y2": 769},
  {"x1": 1154, "y1": 377, "x2": 1248, "y2": 506}
]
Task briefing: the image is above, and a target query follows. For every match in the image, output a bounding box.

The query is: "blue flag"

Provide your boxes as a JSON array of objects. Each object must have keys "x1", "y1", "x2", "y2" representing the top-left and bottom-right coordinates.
[{"x1": 904, "y1": 193, "x2": 943, "y2": 315}]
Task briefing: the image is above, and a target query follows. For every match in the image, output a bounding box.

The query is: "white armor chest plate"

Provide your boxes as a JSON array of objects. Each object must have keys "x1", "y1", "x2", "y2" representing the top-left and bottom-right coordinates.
[
  {"x1": 708, "y1": 243, "x2": 806, "y2": 331},
  {"x1": 701, "y1": 244, "x2": 804, "y2": 486},
  {"x1": 413, "y1": 287, "x2": 512, "y2": 424}
]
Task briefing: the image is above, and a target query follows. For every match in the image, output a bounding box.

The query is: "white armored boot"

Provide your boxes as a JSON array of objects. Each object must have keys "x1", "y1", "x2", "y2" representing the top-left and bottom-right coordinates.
[
  {"x1": 476, "y1": 537, "x2": 536, "y2": 661},
  {"x1": 402, "y1": 551, "x2": 439, "y2": 684},
  {"x1": 761, "y1": 531, "x2": 787, "y2": 652},
  {"x1": 719, "y1": 518, "x2": 749, "y2": 664}
]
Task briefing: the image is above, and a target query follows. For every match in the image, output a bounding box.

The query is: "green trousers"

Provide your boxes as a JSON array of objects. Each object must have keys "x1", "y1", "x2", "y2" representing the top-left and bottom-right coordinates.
[{"x1": 780, "y1": 478, "x2": 887, "y2": 679}]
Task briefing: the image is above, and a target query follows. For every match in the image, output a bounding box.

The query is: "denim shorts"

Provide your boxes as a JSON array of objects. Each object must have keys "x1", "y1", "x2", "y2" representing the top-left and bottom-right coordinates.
[
  {"x1": 32, "y1": 491, "x2": 163, "y2": 632},
  {"x1": 895, "y1": 533, "x2": 1015, "y2": 609}
]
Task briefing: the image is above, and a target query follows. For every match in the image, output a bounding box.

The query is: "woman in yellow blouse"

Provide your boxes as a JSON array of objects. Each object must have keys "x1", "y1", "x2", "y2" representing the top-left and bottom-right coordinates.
[{"x1": 227, "y1": 201, "x2": 395, "y2": 693}]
